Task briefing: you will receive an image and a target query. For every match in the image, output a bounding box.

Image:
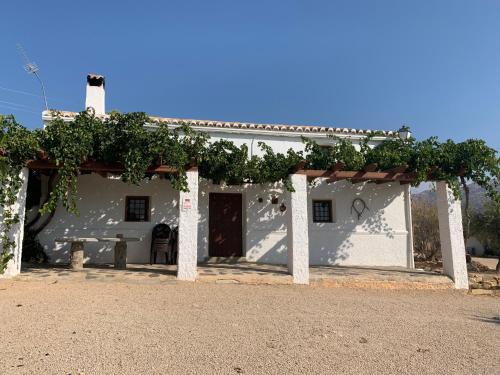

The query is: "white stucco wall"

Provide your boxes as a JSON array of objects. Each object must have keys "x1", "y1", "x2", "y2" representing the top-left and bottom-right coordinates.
[
  {"x1": 36, "y1": 84, "x2": 410, "y2": 270},
  {"x1": 37, "y1": 170, "x2": 410, "y2": 269},
  {"x1": 197, "y1": 180, "x2": 288, "y2": 263},
  {"x1": 308, "y1": 180, "x2": 409, "y2": 267},
  {"x1": 193, "y1": 129, "x2": 409, "y2": 267},
  {"x1": 38, "y1": 173, "x2": 179, "y2": 264},
  {"x1": 35, "y1": 121, "x2": 409, "y2": 268},
  {"x1": 187, "y1": 127, "x2": 383, "y2": 158},
  {"x1": 207, "y1": 132, "x2": 307, "y2": 157}
]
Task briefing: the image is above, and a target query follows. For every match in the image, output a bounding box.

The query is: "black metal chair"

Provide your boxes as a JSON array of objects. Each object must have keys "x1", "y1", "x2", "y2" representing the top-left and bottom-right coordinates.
[
  {"x1": 150, "y1": 224, "x2": 171, "y2": 264},
  {"x1": 169, "y1": 226, "x2": 179, "y2": 265}
]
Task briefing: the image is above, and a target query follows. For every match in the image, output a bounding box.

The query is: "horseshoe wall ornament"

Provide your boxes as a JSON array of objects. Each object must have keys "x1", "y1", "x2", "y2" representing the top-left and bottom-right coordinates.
[{"x1": 351, "y1": 198, "x2": 369, "y2": 220}]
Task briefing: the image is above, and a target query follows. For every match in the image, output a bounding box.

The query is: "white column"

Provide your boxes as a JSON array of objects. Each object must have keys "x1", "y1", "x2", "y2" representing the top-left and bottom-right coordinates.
[
  {"x1": 404, "y1": 184, "x2": 415, "y2": 269},
  {"x1": 436, "y1": 181, "x2": 469, "y2": 289},
  {"x1": 1, "y1": 167, "x2": 29, "y2": 278},
  {"x1": 287, "y1": 173, "x2": 309, "y2": 284},
  {"x1": 177, "y1": 168, "x2": 199, "y2": 281}
]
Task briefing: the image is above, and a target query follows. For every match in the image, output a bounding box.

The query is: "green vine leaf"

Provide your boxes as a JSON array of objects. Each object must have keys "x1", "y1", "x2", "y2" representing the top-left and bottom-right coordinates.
[{"x1": 0, "y1": 115, "x2": 38, "y2": 272}]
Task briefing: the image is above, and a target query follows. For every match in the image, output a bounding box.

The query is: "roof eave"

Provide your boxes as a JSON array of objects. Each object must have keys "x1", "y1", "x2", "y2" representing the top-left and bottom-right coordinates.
[{"x1": 41, "y1": 110, "x2": 397, "y2": 139}]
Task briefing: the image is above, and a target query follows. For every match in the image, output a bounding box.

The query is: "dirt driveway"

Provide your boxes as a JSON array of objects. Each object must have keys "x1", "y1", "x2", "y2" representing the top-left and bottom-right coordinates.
[{"x1": 0, "y1": 279, "x2": 498, "y2": 375}]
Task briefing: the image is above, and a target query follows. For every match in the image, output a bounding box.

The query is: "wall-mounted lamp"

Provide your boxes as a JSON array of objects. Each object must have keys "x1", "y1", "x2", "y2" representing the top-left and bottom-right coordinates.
[
  {"x1": 271, "y1": 196, "x2": 279, "y2": 204},
  {"x1": 279, "y1": 203, "x2": 287, "y2": 212}
]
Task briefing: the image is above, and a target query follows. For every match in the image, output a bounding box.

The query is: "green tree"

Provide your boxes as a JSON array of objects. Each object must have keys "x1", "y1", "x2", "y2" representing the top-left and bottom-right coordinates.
[
  {"x1": 470, "y1": 199, "x2": 500, "y2": 272},
  {"x1": 411, "y1": 199, "x2": 441, "y2": 261}
]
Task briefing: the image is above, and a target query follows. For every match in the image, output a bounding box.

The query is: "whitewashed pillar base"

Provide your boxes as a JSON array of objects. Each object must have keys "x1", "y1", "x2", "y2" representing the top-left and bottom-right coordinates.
[
  {"x1": 287, "y1": 173, "x2": 309, "y2": 285},
  {"x1": 1, "y1": 168, "x2": 29, "y2": 278},
  {"x1": 436, "y1": 182, "x2": 469, "y2": 289},
  {"x1": 177, "y1": 169, "x2": 199, "y2": 281},
  {"x1": 404, "y1": 184, "x2": 415, "y2": 269}
]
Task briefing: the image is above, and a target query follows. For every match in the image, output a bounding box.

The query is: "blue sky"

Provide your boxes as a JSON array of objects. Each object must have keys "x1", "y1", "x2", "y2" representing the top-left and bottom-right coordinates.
[{"x1": 1, "y1": 0, "x2": 499, "y2": 150}]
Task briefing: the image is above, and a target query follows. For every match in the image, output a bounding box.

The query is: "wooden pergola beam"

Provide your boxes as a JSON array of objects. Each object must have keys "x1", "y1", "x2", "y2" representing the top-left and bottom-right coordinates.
[
  {"x1": 25, "y1": 160, "x2": 57, "y2": 170},
  {"x1": 291, "y1": 160, "x2": 307, "y2": 174},
  {"x1": 324, "y1": 164, "x2": 414, "y2": 184},
  {"x1": 364, "y1": 163, "x2": 378, "y2": 172},
  {"x1": 296, "y1": 169, "x2": 331, "y2": 178},
  {"x1": 383, "y1": 165, "x2": 409, "y2": 174},
  {"x1": 326, "y1": 171, "x2": 363, "y2": 183},
  {"x1": 331, "y1": 162, "x2": 346, "y2": 172},
  {"x1": 27, "y1": 157, "x2": 458, "y2": 184},
  {"x1": 349, "y1": 163, "x2": 379, "y2": 183},
  {"x1": 296, "y1": 161, "x2": 346, "y2": 178},
  {"x1": 296, "y1": 168, "x2": 418, "y2": 182},
  {"x1": 26, "y1": 159, "x2": 179, "y2": 174}
]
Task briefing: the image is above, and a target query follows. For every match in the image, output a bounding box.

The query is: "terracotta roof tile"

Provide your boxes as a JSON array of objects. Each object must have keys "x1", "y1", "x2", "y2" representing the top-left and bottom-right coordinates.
[{"x1": 42, "y1": 110, "x2": 396, "y2": 137}]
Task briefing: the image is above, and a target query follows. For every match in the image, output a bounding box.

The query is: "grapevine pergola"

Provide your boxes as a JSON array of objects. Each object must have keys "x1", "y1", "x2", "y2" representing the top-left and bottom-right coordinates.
[
  {"x1": 26, "y1": 159, "x2": 180, "y2": 175},
  {"x1": 25, "y1": 159, "x2": 457, "y2": 184},
  {"x1": 0, "y1": 110, "x2": 498, "y2": 274}
]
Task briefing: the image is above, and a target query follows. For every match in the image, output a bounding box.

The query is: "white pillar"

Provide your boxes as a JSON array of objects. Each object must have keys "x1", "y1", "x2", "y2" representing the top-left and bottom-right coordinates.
[
  {"x1": 404, "y1": 184, "x2": 415, "y2": 269},
  {"x1": 177, "y1": 168, "x2": 199, "y2": 281},
  {"x1": 436, "y1": 181, "x2": 469, "y2": 289},
  {"x1": 0, "y1": 167, "x2": 29, "y2": 278},
  {"x1": 287, "y1": 173, "x2": 309, "y2": 284}
]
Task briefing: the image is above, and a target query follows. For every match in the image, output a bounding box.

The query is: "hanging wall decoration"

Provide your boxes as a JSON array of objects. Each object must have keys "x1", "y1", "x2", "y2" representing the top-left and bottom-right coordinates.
[{"x1": 351, "y1": 198, "x2": 369, "y2": 220}]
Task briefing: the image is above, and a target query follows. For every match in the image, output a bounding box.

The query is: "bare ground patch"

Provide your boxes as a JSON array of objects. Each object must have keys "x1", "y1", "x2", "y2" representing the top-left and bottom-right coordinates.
[{"x1": 0, "y1": 279, "x2": 498, "y2": 375}]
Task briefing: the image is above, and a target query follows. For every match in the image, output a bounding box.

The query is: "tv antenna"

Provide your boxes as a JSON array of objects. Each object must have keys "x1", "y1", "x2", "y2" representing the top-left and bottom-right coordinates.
[{"x1": 16, "y1": 43, "x2": 49, "y2": 111}]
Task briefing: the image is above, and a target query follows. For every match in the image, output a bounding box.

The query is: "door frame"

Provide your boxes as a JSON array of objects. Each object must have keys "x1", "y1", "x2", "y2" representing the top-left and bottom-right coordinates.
[{"x1": 208, "y1": 192, "x2": 244, "y2": 257}]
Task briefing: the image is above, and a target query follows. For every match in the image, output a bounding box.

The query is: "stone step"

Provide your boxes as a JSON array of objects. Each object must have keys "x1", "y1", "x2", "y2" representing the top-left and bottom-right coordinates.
[{"x1": 203, "y1": 257, "x2": 247, "y2": 264}]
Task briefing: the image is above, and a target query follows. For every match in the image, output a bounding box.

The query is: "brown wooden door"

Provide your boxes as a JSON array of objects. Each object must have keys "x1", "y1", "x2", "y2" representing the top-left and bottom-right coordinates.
[{"x1": 209, "y1": 193, "x2": 243, "y2": 257}]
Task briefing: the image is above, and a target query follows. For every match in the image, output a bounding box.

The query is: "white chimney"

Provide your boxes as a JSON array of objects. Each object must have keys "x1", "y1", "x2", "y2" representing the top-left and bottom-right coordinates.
[{"x1": 85, "y1": 74, "x2": 105, "y2": 115}]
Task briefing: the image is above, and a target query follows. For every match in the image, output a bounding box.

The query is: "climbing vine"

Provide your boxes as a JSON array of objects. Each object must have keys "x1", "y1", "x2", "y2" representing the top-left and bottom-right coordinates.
[
  {"x1": 0, "y1": 110, "x2": 498, "y2": 274},
  {"x1": 248, "y1": 143, "x2": 303, "y2": 191},
  {"x1": 0, "y1": 115, "x2": 38, "y2": 272},
  {"x1": 304, "y1": 135, "x2": 499, "y2": 200},
  {"x1": 39, "y1": 111, "x2": 209, "y2": 215},
  {"x1": 303, "y1": 135, "x2": 372, "y2": 171}
]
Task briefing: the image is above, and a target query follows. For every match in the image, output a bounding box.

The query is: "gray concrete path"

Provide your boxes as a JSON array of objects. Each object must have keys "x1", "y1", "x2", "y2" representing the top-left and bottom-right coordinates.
[
  {"x1": 17, "y1": 262, "x2": 453, "y2": 289},
  {"x1": 16, "y1": 262, "x2": 453, "y2": 289}
]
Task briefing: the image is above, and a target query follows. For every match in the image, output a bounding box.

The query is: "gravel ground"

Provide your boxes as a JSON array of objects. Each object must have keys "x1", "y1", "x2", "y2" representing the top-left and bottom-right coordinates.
[{"x1": 0, "y1": 279, "x2": 498, "y2": 375}]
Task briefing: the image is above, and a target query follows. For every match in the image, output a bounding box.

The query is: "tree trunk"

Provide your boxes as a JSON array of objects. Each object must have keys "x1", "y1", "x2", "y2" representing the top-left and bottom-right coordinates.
[
  {"x1": 25, "y1": 171, "x2": 57, "y2": 231},
  {"x1": 496, "y1": 259, "x2": 500, "y2": 274},
  {"x1": 28, "y1": 172, "x2": 59, "y2": 236}
]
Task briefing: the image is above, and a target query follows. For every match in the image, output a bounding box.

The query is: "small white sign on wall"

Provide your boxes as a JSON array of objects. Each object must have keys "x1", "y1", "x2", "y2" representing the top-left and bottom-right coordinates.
[{"x1": 182, "y1": 198, "x2": 192, "y2": 210}]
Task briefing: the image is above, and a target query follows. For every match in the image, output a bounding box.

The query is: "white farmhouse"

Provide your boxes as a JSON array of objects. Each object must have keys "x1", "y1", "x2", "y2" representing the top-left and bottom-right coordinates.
[{"x1": 2, "y1": 74, "x2": 469, "y2": 288}]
